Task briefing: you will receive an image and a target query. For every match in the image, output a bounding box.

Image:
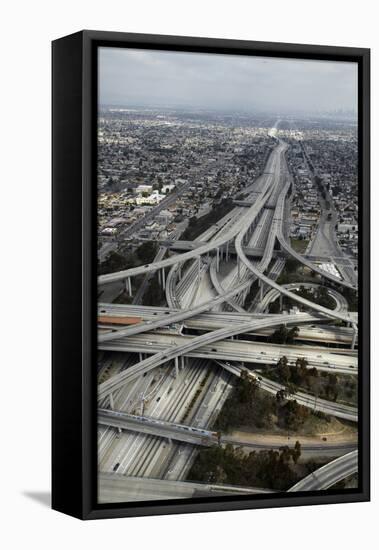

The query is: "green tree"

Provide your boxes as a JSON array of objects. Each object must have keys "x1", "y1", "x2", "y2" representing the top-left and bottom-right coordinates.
[
  {"x1": 271, "y1": 325, "x2": 288, "y2": 344},
  {"x1": 287, "y1": 326, "x2": 299, "y2": 344},
  {"x1": 281, "y1": 400, "x2": 309, "y2": 430},
  {"x1": 136, "y1": 241, "x2": 157, "y2": 264},
  {"x1": 292, "y1": 440, "x2": 302, "y2": 464},
  {"x1": 277, "y1": 356, "x2": 291, "y2": 384}
]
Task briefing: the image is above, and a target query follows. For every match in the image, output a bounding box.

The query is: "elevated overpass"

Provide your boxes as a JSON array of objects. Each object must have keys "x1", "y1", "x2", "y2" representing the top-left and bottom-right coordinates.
[
  {"x1": 98, "y1": 311, "x2": 356, "y2": 401},
  {"x1": 216, "y1": 361, "x2": 358, "y2": 422},
  {"x1": 99, "y1": 332, "x2": 357, "y2": 374},
  {"x1": 288, "y1": 450, "x2": 358, "y2": 491},
  {"x1": 98, "y1": 303, "x2": 357, "y2": 345},
  {"x1": 99, "y1": 408, "x2": 357, "y2": 448},
  {"x1": 98, "y1": 472, "x2": 273, "y2": 503}
]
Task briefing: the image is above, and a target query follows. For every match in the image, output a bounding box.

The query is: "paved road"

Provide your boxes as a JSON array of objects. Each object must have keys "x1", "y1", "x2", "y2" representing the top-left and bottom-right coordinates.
[
  {"x1": 98, "y1": 141, "x2": 356, "y2": 346},
  {"x1": 288, "y1": 450, "x2": 358, "y2": 491},
  {"x1": 215, "y1": 361, "x2": 357, "y2": 422},
  {"x1": 98, "y1": 303, "x2": 357, "y2": 345},
  {"x1": 98, "y1": 312, "x2": 330, "y2": 401},
  {"x1": 235, "y1": 178, "x2": 356, "y2": 326},
  {"x1": 98, "y1": 472, "x2": 273, "y2": 503},
  {"x1": 255, "y1": 282, "x2": 348, "y2": 314},
  {"x1": 99, "y1": 408, "x2": 357, "y2": 449},
  {"x1": 99, "y1": 332, "x2": 357, "y2": 374}
]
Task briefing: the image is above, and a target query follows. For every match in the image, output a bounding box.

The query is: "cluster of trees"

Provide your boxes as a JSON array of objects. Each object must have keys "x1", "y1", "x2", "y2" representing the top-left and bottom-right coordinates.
[
  {"x1": 215, "y1": 371, "x2": 276, "y2": 432},
  {"x1": 293, "y1": 285, "x2": 335, "y2": 310},
  {"x1": 98, "y1": 242, "x2": 157, "y2": 276},
  {"x1": 98, "y1": 250, "x2": 136, "y2": 276},
  {"x1": 276, "y1": 258, "x2": 304, "y2": 285},
  {"x1": 99, "y1": 242, "x2": 167, "y2": 306},
  {"x1": 341, "y1": 287, "x2": 358, "y2": 312},
  {"x1": 181, "y1": 198, "x2": 234, "y2": 241},
  {"x1": 142, "y1": 273, "x2": 166, "y2": 307},
  {"x1": 214, "y1": 366, "x2": 332, "y2": 435},
  {"x1": 188, "y1": 442, "x2": 302, "y2": 491},
  {"x1": 272, "y1": 356, "x2": 340, "y2": 403},
  {"x1": 135, "y1": 241, "x2": 157, "y2": 264},
  {"x1": 270, "y1": 325, "x2": 299, "y2": 345},
  {"x1": 278, "y1": 398, "x2": 311, "y2": 431},
  {"x1": 269, "y1": 283, "x2": 337, "y2": 313}
]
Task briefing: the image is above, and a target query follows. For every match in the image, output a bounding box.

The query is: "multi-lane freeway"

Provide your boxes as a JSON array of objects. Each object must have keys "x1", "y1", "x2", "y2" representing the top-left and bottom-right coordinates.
[
  {"x1": 97, "y1": 123, "x2": 359, "y2": 498},
  {"x1": 98, "y1": 303, "x2": 357, "y2": 345},
  {"x1": 99, "y1": 331, "x2": 357, "y2": 374},
  {"x1": 98, "y1": 472, "x2": 273, "y2": 503},
  {"x1": 98, "y1": 310, "x2": 351, "y2": 401}
]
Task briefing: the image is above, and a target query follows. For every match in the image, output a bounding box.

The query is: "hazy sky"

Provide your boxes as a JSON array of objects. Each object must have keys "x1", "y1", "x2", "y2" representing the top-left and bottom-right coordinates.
[{"x1": 99, "y1": 47, "x2": 357, "y2": 115}]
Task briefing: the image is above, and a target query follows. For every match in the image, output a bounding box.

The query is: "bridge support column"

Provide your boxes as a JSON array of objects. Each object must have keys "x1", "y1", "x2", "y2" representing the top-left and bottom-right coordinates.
[
  {"x1": 162, "y1": 268, "x2": 166, "y2": 290},
  {"x1": 216, "y1": 247, "x2": 220, "y2": 272},
  {"x1": 174, "y1": 356, "x2": 179, "y2": 378},
  {"x1": 280, "y1": 294, "x2": 283, "y2": 310},
  {"x1": 259, "y1": 279, "x2": 264, "y2": 301},
  {"x1": 351, "y1": 324, "x2": 357, "y2": 350},
  {"x1": 125, "y1": 277, "x2": 132, "y2": 296},
  {"x1": 237, "y1": 257, "x2": 241, "y2": 280},
  {"x1": 181, "y1": 356, "x2": 185, "y2": 370},
  {"x1": 139, "y1": 352, "x2": 143, "y2": 362},
  {"x1": 109, "y1": 392, "x2": 114, "y2": 411},
  {"x1": 158, "y1": 269, "x2": 162, "y2": 286},
  {"x1": 198, "y1": 256, "x2": 201, "y2": 282},
  {"x1": 226, "y1": 241, "x2": 229, "y2": 261}
]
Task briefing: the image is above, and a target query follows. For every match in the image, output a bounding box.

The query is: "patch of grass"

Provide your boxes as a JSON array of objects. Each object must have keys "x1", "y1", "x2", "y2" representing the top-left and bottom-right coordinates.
[{"x1": 290, "y1": 238, "x2": 309, "y2": 254}]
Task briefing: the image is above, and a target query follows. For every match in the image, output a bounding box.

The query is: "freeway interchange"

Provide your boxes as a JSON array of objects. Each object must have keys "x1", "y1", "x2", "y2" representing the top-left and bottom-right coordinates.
[{"x1": 97, "y1": 127, "x2": 359, "y2": 500}]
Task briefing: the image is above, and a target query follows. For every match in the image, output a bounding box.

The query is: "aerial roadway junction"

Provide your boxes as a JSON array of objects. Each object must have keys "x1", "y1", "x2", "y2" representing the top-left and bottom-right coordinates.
[{"x1": 97, "y1": 124, "x2": 359, "y2": 500}]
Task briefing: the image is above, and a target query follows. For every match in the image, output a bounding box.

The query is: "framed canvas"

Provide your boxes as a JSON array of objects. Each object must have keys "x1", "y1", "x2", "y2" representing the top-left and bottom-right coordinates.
[{"x1": 52, "y1": 30, "x2": 370, "y2": 520}]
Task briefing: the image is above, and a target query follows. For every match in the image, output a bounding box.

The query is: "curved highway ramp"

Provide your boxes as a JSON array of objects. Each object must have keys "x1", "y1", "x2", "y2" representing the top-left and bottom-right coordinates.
[
  {"x1": 288, "y1": 450, "x2": 358, "y2": 492},
  {"x1": 98, "y1": 472, "x2": 274, "y2": 503}
]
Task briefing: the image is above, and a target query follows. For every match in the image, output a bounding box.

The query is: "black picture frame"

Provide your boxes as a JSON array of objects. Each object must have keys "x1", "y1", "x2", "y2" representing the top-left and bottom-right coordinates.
[{"x1": 52, "y1": 30, "x2": 370, "y2": 520}]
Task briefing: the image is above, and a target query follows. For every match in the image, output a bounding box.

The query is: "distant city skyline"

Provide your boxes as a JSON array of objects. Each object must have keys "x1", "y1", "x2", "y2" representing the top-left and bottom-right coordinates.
[{"x1": 99, "y1": 47, "x2": 358, "y2": 115}]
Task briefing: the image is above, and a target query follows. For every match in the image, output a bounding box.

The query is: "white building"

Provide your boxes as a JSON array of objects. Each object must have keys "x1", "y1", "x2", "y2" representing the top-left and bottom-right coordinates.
[
  {"x1": 135, "y1": 184, "x2": 153, "y2": 194},
  {"x1": 136, "y1": 190, "x2": 165, "y2": 206}
]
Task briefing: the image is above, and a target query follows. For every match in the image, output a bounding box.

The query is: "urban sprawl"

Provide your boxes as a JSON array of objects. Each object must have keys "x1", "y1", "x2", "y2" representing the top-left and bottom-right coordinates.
[{"x1": 97, "y1": 107, "x2": 358, "y2": 503}]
